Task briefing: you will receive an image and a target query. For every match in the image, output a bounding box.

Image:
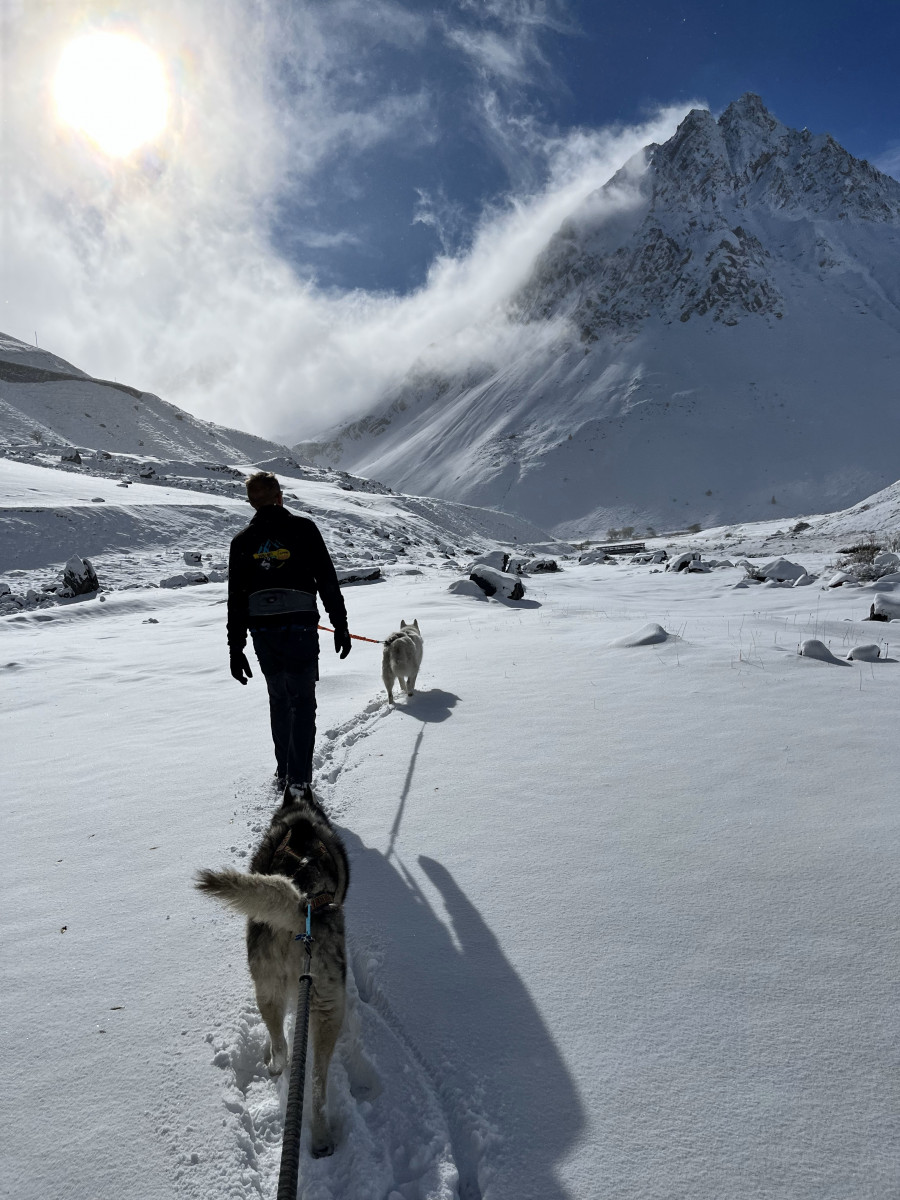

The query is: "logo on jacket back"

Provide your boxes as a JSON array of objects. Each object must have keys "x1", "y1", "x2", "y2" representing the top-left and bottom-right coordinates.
[{"x1": 253, "y1": 540, "x2": 290, "y2": 570}]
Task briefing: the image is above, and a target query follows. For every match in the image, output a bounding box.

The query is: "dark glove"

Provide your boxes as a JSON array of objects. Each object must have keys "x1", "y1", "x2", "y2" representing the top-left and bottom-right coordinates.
[
  {"x1": 230, "y1": 650, "x2": 253, "y2": 684},
  {"x1": 334, "y1": 627, "x2": 352, "y2": 659}
]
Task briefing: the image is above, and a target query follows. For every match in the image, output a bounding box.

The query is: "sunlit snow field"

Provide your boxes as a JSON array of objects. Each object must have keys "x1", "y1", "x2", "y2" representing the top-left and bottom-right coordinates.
[{"x1": 2, "y1": 467, "x2": 899, "y2": 1200}]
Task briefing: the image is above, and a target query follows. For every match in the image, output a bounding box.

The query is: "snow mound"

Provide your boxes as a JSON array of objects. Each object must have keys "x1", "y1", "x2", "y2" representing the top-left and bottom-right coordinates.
[
  {"x1": 469, "y1": 565, "x2": 525, "y2": 600},
  {"x1": 611, "y1": 622, "x2": 671, "y2": 647},
  {"x1": 868, "y1": 593, "x2": 900, "y2": 621},
  {"x1": 847, "y1": 644, "x2": 882, "y2": 661},
  {"x1": 798, "y1": 639, "x2": 847, "y2": 664},
  {"x1": 759, "y1": 557, "x2": 808, "y2": 582},
  {"x1": 447, "y1": 578, "x2": 488, "y2": 600}
]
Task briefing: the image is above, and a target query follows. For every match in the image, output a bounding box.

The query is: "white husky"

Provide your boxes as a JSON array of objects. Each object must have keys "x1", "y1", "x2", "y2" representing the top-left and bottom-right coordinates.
[{"x1": 382, "y1": 619, "x2": 423, "y2": 703}]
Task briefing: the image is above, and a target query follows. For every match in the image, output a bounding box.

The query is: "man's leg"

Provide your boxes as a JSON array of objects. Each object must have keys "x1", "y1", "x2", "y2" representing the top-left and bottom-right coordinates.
[
  {"x1": 261, "y1": 668, "x2": 290, "y2": 782},
  {"x1": 283, "y1": 668, "x2": 317, "y2": 785},
  {"x1": 251, "y1": 627, "x2": 319, "y2": 785}
]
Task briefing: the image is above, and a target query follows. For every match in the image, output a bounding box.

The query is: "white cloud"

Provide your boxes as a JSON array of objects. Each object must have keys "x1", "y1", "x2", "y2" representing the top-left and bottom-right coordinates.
[{"x1": 1, "y1": 0, "x2": 691, "y2": 444}]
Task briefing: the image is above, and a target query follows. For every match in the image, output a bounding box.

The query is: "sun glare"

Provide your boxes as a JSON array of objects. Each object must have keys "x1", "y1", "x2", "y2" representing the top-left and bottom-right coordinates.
[{"x1": 54, "y1": 32, "x2": 168, "y2": 158}]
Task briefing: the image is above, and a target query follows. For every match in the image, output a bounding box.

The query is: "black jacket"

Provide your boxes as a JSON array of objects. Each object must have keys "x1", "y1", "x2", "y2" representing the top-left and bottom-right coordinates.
[{"x1": 227, "y1": 505, "x2": 347, "y2": 651}]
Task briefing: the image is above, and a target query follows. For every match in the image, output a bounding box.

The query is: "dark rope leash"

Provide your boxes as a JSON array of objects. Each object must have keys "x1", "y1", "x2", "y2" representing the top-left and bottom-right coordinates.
[{"x1": 277, "y1": 903, "x2": 314, "y2": 1200}]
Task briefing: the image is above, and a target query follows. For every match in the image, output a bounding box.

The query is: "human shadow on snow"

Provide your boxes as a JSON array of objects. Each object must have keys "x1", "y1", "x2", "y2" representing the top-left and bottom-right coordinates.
[{"x1": 341, "y1": 829, "x2": 586, "y2": 1200}]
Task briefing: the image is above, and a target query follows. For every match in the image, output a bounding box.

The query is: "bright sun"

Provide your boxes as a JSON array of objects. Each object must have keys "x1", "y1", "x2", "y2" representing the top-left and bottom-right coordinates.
[{"x1": 54, "y1": 32, "x2": 168, "y2": 158}]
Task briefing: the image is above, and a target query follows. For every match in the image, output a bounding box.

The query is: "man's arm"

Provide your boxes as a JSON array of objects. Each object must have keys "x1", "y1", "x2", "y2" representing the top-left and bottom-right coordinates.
[
  {"x1": 309, "y1": 524, "x2": 351, "y2": 656},
  {"x1": 226, "y1": 537, "x2": 253, "y2": 682}
]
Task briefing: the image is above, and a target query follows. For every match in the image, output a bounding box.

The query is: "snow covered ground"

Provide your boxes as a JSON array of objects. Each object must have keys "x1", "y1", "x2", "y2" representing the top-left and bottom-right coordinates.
[{"x1": 2, "y1": 460, "x2": 899, "y2": 1200}]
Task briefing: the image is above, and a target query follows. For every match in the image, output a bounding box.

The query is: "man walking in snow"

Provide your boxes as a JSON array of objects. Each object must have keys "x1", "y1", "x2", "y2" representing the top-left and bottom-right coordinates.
[{"x1": 227, "y1": 471, "x2": 351, "y2": 789}]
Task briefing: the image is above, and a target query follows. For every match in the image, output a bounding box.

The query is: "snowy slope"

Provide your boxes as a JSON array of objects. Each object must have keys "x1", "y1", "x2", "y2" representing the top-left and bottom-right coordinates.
[
  {"x1": 0, "y1": 333, "x2": 555, "y2": 588},
  {"x1": 3, "y1": 491, "x2": 899, "y2": 1199},
  {"x1": 298, "y1": 96, "x2": 900, "y2": 538},
  {"x1": 0, "y1": 331, "x2": 288, "y2": 463}
]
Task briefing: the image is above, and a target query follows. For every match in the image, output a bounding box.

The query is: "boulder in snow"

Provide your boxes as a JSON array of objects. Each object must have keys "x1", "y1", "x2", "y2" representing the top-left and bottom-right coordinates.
[
  {"x1": 847, "y1": 644, "x2": 881, "y2": 661},
  {"x1": 470, "y1": 550, "x2": 509, "y2": 572},
  {"x1": 867, "y1": 594, "x2": 900, "y2": 621},
  {"x1": 799, "y1": 639, "x2": 846, "y2": 664},
  {"x1": 337, "y1": 566, "x2": 382, "y2": 584},
  {"x1": 183, "y1": 551, "x2": 203, "y2": 566},
  {"x1": 448, "y1": 578, "x2": 488, "y2": 600},
  {"x1": 469, "y1": 565, "x2": 525, "y2": 600},
  {"x1": 666, "y1": 551, "x2": 701, "y2": 572},
  {"x1": 63, "y1": 556, "x2": 99, "y2": 596},
  {"x1": 826, "y1": 570, "x2": 857, "y2": 588},
  {"x1": 579, "y1": 548, "x2": 615, "y2": 565},
  {"x1": 874, "y1": 551, "x2": 900, "y2": 570},
  {"x1": 159, "y1": 571, "x2": 209, "y2": 589},
  {"x1": 60, "y1": 449, "x2": 82, "y2": 465},
  {"x1": 759, "y1": 557, "x2": 807, "y2": 582}
]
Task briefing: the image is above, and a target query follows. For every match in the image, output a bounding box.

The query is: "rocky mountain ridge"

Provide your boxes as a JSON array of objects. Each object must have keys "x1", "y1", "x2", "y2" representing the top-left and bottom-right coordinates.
[{"x1": 297, "y1": 96, "x2": 900, "y2": 538}]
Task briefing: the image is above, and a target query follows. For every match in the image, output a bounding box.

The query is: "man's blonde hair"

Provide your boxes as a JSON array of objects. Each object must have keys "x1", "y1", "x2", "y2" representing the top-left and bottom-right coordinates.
[{"x1": 245, "y1": 471, "x2": 282, "y2": 509}]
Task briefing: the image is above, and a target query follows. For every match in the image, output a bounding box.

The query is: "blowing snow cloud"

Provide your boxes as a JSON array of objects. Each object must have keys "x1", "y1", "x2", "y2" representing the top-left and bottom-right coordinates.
[{"x1": 1, "y1": 0, "x2": 690, "y2": 442}]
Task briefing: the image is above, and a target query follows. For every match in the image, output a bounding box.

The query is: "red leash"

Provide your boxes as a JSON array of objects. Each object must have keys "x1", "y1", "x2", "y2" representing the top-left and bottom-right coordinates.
[{"x1": 318, "y1": 624, "x2": 381, "y2": 645}]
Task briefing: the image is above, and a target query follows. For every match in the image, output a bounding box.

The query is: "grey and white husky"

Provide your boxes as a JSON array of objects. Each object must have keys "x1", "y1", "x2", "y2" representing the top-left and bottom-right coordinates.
[
  {"x1": 382, "y1": 619, "x2": 423, "y2": 703},
  {"x1": 196, "y1": 785, "x2": 349, "y2": 1158}
]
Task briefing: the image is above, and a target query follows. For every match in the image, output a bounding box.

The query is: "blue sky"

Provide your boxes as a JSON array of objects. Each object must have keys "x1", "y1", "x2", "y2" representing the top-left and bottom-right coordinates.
[
  {"x1": 264, "y1": 0, "x2": 900, "y2": 294},
  {"x1": 3, "y1": 0, "x2": 898, "y2": 438}
]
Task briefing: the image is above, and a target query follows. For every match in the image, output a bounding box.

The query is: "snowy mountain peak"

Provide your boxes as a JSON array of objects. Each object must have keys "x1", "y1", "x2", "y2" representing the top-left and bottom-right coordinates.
[
  {"x1": 648, "y1": 92, "x2": 900, "y2": 224},
  {"x1": 303, "y1": 96, "x2": 900, "y2": 536}
]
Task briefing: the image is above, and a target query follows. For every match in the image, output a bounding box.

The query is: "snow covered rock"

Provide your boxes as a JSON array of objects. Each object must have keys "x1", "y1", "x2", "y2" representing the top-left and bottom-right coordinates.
[
  {"x1": 470, "y1": 550, "x2": 510, "y2": 572},
  {"x1": 159, "y1": 571, "x2": 208, "y2": 589},
  {"x1": 579, "y1": 548, "x2": 615, "y2": 565},
  {"x1": 874, "y1": 551, "x2": 900, "y2": 570},
  {"x1": 448, "y1": 578, "x2": 488, "y2": 600},
  {"x1": 792, "y1": 572, "x2": 817, "y2": 586},
  {"x1": 0, "y1": 581, "x2": 10, "y2": 597},
  {"x1": 337, "y1": 566, "x2": 382, "y2": 584},
  {"x1": 60, "y1": 449, "x2": 81, "y2": 465},
  {"x1": 63, "y1": 555, "x2": 99, "y2": 596},
  {"x1": 847, "y1": 644, "x2": 881, "y2": 661},
  {"x1": 759, "y1": 557, "x2": 807, "y2": 582},
  {"x1": 826, "y1": 571, "x2": 858, "y2": 588},
  {"x1": 867, "y1": 594, "x2": 900, "y2": 621},
  {"x1": 610, "y1": 622, "x2": 671, "y2": 646},
  {"x1": 509, "y1": 555, "x2": 558, "y2": 574},
  {"x1": 798, "y1": 639, "x2": 846, "y2": 664},
  {"x1": 469, "y1": 565, "x2": 525, "y2": 600},
  {"x1": 183, "y1": 551, "x2": 202, "y2": 566},
  {"x1": 667, "y1": 551, "x2": 702, "y2": 572}
]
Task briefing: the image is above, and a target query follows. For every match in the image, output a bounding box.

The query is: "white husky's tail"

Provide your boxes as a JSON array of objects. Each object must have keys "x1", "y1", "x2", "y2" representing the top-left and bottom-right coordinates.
[{"x1": 195, "y1": 867, "x2": 304, "y2": 931}]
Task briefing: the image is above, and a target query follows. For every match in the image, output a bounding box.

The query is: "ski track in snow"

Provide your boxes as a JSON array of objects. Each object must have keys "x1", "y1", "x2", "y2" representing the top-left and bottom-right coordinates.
[{"x1": 195, "y1": 700, "x2": 475, "y2": 1200}]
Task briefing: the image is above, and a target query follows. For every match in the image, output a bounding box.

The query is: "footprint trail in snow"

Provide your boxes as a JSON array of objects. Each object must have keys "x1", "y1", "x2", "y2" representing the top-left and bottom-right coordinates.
[{"x1": 202, "y1": 698, "x2": 467, "y2": 1199}]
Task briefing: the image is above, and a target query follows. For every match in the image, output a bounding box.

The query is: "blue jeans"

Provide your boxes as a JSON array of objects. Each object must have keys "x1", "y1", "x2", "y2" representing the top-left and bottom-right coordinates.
[{"x1": 250, "y1": 625, "x2": 319, "y2": 784}]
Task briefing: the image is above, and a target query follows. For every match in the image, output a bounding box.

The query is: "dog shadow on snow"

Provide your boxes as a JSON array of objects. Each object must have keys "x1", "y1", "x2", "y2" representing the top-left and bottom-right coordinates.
[
  {"x1": 388, "y1": 687, "x2": 459, "y2": 723},
  {"x1": 341, "y1": 828, "x2": 586, "y2": 1200}
]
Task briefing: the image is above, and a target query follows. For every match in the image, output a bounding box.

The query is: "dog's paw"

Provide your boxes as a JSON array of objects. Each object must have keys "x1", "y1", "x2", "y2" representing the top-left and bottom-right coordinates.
[{"x1": 265, "y1": 1040, "x2": 287, "y2": 1076}]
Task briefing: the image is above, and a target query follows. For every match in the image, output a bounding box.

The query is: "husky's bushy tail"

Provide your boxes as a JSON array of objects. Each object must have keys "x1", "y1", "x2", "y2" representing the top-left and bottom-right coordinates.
[{"x1": 195, "y1": 868, "x2": 305, "y2": 931}]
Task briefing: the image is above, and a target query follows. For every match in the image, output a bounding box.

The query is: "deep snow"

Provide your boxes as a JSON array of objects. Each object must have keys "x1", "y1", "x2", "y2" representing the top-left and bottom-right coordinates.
[{"x1": 2, "y1": 457, "x2": 899, "y2": 1200}]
